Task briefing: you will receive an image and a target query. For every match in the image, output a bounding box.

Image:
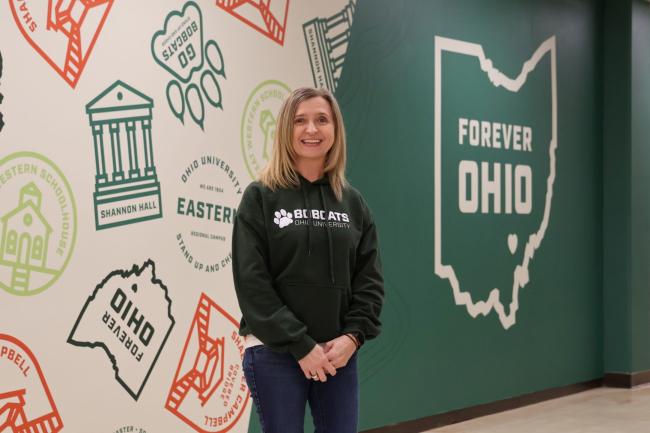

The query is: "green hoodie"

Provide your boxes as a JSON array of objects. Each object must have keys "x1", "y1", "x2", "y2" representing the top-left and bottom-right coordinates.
[{"x1": 232, "y1": 176, "x2": 384, "y2": 360}]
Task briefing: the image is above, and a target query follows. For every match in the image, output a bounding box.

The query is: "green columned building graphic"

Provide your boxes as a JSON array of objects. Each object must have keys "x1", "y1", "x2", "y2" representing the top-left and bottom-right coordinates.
[
  {"x1": 86, "y1": 80, "x2": 162, "y2": 230},
  {"x1": 0, "y1": 183, "x2": 53, "y2": 291},
  {"x1": 303, "y1": 0, "x2": 356, "y2": 91}
]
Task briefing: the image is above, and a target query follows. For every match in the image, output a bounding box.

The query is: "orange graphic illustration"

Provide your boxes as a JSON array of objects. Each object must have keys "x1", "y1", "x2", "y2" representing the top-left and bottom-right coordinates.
[
  {"x1": 0, "y1": 334, "x2": 63, "y2": 433},
  {"x1": 9, "y1": 0, "x2": 115, "y2": 88},
  {"x1": 166, "y1": 294, "x2": 249, "y2": 433},
  {"x1": 215, "y1": 0, "x2": 290, "y2": 46}
]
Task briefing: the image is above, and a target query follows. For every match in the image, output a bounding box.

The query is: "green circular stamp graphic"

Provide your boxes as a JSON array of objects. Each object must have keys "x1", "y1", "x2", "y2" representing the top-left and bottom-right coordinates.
[
  {"x1": 240, "y1": 80, "x2": 290, "y2": 179},
  {"x1": 0, "y1": 152, "x2": 77, "y2": 296},
  {"x1": 175, "y1": 155, "x2": 242, "y2": 273}
]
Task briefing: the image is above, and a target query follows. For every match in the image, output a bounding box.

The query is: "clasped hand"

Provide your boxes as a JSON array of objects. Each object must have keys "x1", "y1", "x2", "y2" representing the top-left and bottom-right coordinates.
[{"x1": 297, "y1": 335, "x2": 357, "y2": 382}]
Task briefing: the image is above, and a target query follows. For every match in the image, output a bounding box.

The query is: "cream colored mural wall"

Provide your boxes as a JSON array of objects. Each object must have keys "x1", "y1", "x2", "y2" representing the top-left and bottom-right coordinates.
[{"x1": 0, "y1": 1, "x2": 355, "y2": 432}]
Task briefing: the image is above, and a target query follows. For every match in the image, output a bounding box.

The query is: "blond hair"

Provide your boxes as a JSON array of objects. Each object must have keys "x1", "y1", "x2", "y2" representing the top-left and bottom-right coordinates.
[{"x1": 259, "y1": 87, "x2": 347, "y2": 201}]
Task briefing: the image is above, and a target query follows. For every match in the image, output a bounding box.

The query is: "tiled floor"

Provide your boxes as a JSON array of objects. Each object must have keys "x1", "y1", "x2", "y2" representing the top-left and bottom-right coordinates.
[{"x1": 427, "y1": 385, "x2": 650, "y2": 433}]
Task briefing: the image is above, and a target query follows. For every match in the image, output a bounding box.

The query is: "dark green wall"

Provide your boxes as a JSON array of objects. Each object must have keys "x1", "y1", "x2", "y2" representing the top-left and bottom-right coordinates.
[
  {"x1": 603, "y1": 0, "x2": 632, "y2": 374},
  {"x1": 338, "y1": 0, "x2": 602, "y2": 429},
  {"x1": 603, "y1": 0, "x2": 650, "y2": 375},
  {"x1": 629, "y1": 0, "x2": 650, "y2": 372},
  {"x1": 247, "y1": 0, "x2": 650, "y2": 431}
]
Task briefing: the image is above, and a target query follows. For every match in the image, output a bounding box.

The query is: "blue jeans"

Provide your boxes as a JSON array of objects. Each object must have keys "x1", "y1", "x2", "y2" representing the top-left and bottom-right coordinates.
[{"x1": 243, "y1": 345, "x2": 359, "y2": 433}]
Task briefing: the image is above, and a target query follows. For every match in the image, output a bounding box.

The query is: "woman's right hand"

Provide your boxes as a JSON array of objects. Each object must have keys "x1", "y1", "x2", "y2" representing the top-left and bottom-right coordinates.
[{"x1": 298, "y1": 344, "x2": 337, "y2": 382}]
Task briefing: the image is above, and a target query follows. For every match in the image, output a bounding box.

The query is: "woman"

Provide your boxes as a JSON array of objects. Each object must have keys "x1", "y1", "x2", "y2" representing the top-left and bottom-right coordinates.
[{"x1": 232, "y1": 87, "x2": 384, "y2": 433}]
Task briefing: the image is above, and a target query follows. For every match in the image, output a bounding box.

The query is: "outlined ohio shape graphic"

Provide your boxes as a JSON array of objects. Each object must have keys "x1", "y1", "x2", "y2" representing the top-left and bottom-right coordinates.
[
  {"x1": 9, "y1": 0, "x2": 115, "y2": 88},
  {"x1": 165, "y1": 293, "x2": 250, "y2": 433},
  {"x1": 0, "y1": 334, "x2": 63, "y2": 433},
  {"x1": 433, "y1": 36, "x2": 557, "y2": 329},
  {"x1": 215, "y1": 0, "x2": 289, "y2": 46},
  {"x1": 67, "y1": 260, "x2": 175, "y2": 400}
]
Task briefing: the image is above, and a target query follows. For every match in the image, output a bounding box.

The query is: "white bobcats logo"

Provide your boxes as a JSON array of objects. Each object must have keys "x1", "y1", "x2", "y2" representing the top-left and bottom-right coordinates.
[{"x1": 273, "y1": 209, "x2": 293, "y2": 228}]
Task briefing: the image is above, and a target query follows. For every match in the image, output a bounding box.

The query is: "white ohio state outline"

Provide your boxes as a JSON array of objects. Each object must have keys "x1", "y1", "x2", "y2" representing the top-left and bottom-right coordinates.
[{"x1": 434, "y1": 36, "x2": 557, "y2": 329}]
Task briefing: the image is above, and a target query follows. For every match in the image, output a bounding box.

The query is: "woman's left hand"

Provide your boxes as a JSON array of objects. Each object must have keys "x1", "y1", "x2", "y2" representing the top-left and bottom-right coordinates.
[{"x1": 324, "y1": 335, "x2": 357, "y2": 369}]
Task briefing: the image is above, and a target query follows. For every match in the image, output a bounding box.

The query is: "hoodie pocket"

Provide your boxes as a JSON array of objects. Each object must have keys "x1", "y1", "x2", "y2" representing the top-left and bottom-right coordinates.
[{"x1": 279, "y1": 282, "x2": 348, "y2": 342}]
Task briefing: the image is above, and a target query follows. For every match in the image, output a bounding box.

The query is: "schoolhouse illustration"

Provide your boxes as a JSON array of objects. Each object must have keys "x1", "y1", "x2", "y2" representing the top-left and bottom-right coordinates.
[
  {"x1": 0, "y1": 183, "x2": 53, "y2": 291},
  {"x1": 86, "y1": 80, "x2": 162, "y2": 230}
]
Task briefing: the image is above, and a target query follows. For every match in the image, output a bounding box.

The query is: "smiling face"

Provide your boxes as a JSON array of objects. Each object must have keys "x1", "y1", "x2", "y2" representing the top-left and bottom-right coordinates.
[{"x1": 292, "y1": 96, "x2": 335, "y2": 167}]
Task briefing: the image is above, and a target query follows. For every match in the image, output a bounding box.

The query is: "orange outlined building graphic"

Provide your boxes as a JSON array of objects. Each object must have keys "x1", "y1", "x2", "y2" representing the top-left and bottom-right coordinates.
[
  {"x1": 215, "y1": 0, "x2": 290, "y2": 46},
  {"x1": 166, "y1": 294, "x2": 249, "y2": 433},
  {"x1": 9, "y1": 0, "x2": 114, "y2": 88},
  {"x1": 0, "y1": 334, "x2": 63, "y2": 433},
  {"x1": 167, "y1": 297, "x2": 225, "y2": 409}
]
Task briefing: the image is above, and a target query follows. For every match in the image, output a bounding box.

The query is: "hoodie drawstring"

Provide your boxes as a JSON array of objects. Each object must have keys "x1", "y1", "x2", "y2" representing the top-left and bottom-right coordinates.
[
  {"x1": 301, "y1": 183, "x2": 313, "y2": 256},
  {"x1": 319, "y1": 185, "x2": 335, "y2": 284},
  {"x1": 300, "y1": 177, "x2": 335, "y2": 284}
]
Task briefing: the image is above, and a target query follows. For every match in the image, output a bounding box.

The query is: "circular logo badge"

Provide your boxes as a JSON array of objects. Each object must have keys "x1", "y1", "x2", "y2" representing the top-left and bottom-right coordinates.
[
  {"x1": 0, "y1": 152, "x2": 77, "y2": 296},
  {"x1": 0, "y1": 334, "x2": 63, "y2": 432},
  {"x1": 165, "y1": 294, "x2": 250, "y2": 433},
  {"x1": 175, "y1": 155, "x2": 242, "y2": 273},
  {"x1": 240, "y1": 80, "x2": 290, "y2": 179}
]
